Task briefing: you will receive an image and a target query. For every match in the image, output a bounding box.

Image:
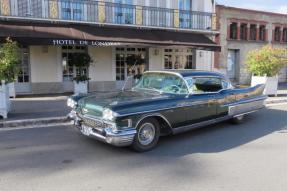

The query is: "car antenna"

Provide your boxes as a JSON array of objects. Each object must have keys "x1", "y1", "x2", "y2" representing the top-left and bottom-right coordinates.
[{"x1": 122, "y1": 60, "x2": 138, "y2": 91}]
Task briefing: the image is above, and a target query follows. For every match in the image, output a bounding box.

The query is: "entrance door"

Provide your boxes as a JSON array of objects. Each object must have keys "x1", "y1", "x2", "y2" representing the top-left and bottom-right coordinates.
[
  {"x1": 15, "y1": 47, "x2": 32, "y2": 94},
  {"x1": 115, "y1": 47, "x2": 147, "y2": 90},
  {"x1": 227, "y1": 50, "x2": 239, "y2": 82}
]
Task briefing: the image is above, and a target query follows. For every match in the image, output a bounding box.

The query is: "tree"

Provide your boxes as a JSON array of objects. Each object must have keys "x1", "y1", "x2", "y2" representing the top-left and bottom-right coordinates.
[
  {"x1": 246, "y1": 45, "x2": 287, "y2": 77},
  {"x1": 0, "y1": 38, "x2": 21, "y2": 83},
  {"x1": 69, "y1": 52, "x2": 92, "y2": 83}
]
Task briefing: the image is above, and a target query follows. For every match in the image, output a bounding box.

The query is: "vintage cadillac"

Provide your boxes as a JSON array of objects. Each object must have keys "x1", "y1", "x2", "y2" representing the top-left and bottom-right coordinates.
[{"x1": 68, "y1": 71, "x2": 267, "y2": 152}]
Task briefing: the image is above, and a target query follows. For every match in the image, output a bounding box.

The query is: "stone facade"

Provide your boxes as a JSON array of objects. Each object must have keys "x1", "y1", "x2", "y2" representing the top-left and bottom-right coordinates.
[{"x1": 215, "y1": 5, "x2": 287, "y2": 85}]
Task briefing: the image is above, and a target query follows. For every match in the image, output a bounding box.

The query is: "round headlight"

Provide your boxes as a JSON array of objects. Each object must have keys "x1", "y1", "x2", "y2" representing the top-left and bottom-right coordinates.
[
  {"x1": 67, "y1": 98, "x2": 76, "y2": 108},
  {"x1": 102, "y1": 108, "x2": 118, "y2": 121}
]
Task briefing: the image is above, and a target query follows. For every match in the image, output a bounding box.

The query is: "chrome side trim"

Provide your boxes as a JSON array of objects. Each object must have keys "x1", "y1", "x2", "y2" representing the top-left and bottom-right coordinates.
[
  {"x1": 172, "y1": 115, "x2": 231, "y2": 134},
  {"x1": 228, "y1": 99, "x2": 265, "y2": 116},
  {"x1": 117, "y1": 101, "x2": 207, "y2": 118},
  {"x1": 117, "y1": 96, "x2": 267, "y2": 118},
  {"x1": 222, "y1": 96, "x2": 267, "y2": 107}
]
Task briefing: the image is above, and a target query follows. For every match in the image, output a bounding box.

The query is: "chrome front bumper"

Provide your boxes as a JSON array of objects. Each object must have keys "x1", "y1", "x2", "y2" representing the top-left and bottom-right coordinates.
[{"x1": 69, "y1": 111, "x2": 137, "y2": 147}]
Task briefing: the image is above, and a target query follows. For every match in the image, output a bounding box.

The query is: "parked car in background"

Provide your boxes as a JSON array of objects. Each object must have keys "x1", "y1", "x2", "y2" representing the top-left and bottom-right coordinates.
[{"x1": 67, "y1": 71, "x2": 267, "y2": 152}]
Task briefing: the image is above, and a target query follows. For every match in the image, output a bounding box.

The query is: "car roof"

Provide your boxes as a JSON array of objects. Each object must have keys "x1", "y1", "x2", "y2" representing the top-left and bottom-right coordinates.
[{"x1": 145, "y1": 70, "x2": 226, "y2": 78}]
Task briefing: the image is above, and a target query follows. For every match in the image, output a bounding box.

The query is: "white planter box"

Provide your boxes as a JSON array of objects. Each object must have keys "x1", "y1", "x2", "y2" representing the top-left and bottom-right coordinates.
[
  {"x1": 7, "y1": 82, "x2": 16, "y2": 98},
  {"x1": 251, "y1": 75, "x2": 278, "y2": 96},
  {"x1": 74, "y1": 81, "x2": 88, "y2": 94},
  {"x1": 0, "y1": 83, "x2": 11, "y2": 119}
]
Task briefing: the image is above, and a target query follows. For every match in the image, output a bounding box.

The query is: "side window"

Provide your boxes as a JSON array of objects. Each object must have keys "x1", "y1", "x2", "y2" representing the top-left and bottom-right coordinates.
[
  {"x1": 221, "y1": 79, "x2": 233, "y2": 89},
  {"x1": 192, "y1": 77, "x2": 223, "y2": 94}
]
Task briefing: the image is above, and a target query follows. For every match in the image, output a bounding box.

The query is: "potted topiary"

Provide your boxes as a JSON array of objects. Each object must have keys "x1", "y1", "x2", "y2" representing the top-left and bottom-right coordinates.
[
  {"x1": 123, "y1": 54, "x2": 145, "y2": 90},
  {"x1": 0, "y1": 38, "x2": 20, "y2": 118},
  {"x1": 70, "y1": 53, "x2": 92, "y2": 94},
  {"x1": 246, "y1": 45, "x2": 287, "y2": 96}
]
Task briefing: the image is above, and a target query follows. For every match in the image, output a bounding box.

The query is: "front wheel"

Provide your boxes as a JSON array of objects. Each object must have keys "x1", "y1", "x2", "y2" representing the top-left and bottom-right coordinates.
[{"x1": 132, "y1": 118, "x2": 160, "y2": 152}]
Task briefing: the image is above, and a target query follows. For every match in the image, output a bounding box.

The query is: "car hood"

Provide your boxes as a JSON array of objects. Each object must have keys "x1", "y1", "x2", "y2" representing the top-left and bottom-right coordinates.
[{"x1": 77, "y1": 90, "x2": 170, "y2": 117}]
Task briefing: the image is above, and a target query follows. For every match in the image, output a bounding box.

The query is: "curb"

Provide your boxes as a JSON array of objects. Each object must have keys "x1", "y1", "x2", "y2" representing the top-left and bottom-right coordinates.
[{"x1": 0, "y1": 116, "x2": 70, "y2": 128}]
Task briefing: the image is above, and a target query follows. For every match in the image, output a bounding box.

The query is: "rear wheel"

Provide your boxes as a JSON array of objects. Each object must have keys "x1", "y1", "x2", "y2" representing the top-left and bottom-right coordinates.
[
  {"x1": 231, "y1": 115, "x2": 245, "y2": 124},
  {"x1": 132, "y1": 118, "x2": 160, "y2": 152}
]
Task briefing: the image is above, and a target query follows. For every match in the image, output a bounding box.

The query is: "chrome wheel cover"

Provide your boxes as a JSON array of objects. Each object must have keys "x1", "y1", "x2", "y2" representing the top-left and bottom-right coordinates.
[{"x1": 138, "y1": 123, "x2": 156, "y2": 146}]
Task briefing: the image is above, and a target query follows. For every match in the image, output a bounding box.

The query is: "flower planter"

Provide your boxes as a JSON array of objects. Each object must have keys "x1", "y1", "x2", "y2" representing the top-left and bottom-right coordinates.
[
  {"x1": 0, "y1": 82, "x2": 11, "y2": 119},
  {"x1": 74, "y1": 81, "x2": 88, "y2": 94},
  {"x1": 7, "y1": 82, "x2": 16, "y2": 98},
  {"x1": 251, "y1": 75, "x2": 278, "y2": 96}
]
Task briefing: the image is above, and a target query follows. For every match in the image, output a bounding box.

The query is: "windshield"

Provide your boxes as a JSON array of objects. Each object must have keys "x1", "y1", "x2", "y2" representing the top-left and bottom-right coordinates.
[{"x1": 134, "y1": 73, "x2": 188, "y2": 94}]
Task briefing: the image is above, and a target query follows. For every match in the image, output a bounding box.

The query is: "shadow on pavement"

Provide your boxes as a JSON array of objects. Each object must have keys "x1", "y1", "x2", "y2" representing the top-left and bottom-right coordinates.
[{"x1": 0, "y1": 107, "x2": 286, "y2": 175}]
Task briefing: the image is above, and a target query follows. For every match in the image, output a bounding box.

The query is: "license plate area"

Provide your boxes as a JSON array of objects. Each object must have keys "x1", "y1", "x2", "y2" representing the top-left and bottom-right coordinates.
[{"x1": 81, "y1": 125, "x2": 92, "y2": 136}]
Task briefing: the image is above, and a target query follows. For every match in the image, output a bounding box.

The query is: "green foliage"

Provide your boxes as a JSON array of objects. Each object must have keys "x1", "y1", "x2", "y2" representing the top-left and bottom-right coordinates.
[
  {"x1": 0, "y1": 38, "x2": 21, "y2": 83},
  {"x1": 246, "y1": 45, "x2": 287, "y2": 77},
  {"x1": 69, "y1": 53, "x2": 92, "y2": 82},
  {"x1": 69, "y1": 53, "x2": 91, "y2": 68},
  {"x1": 126, "y1": 54, "x2": 145, "y2": 66}
]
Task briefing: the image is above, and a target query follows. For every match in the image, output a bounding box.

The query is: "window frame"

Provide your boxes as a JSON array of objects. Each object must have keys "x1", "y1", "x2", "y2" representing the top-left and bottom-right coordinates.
[
  {"x1": 240, "y1": 23, "x2": 248, "y2": 40},
  {"x1": 274, "y1": 26, "x2": 281, "y2": 42},
  {"x1": 259, "y1": 25, "x2": 266, "y2": 41},
  {"x1": 163, "y1": 48, "x2": 194, "y2": 70},
  {"x1": 230, "y1": 22, "x2": 238, "y2": 40},
  {"x1": 184, "y1": 76, "x2": 233, "y2": 95},
  {"x1": 249, "y1": 24, "x2": 257, "y2": 41}
]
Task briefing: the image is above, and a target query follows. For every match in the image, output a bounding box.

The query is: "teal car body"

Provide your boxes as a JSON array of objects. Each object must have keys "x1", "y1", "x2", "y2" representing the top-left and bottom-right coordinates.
[{"x1": 68, "y1": 71, "x2": 266, "y2": 151}]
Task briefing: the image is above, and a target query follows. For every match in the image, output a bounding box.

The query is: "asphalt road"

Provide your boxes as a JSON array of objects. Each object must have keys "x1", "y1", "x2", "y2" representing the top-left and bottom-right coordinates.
[{"x1": 0, "y1": 104, "x2": 287, "y2": 191}]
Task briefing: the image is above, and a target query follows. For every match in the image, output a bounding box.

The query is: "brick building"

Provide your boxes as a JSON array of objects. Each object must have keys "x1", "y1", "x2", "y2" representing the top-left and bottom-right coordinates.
[{"x1": 215, "y1": 5, "x2": 287, "y2": 85}]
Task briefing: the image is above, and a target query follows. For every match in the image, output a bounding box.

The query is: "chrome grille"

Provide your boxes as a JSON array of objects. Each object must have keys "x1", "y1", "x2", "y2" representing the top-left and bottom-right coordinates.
[{"x1": 82, "y1": 117, "x2": 103, "y2": 129}]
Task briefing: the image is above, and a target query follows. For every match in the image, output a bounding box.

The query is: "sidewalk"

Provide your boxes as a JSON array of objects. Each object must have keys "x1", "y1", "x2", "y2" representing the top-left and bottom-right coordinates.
[
  {"x1": 265, "y1": 83, "x2": 287, "y2": 104},
  {"x1": 0, "y1": 95, "x2": 71, "y2": 128},
  {"x1": 1, "y1": 83, "x2": 287, "y2": 128}
]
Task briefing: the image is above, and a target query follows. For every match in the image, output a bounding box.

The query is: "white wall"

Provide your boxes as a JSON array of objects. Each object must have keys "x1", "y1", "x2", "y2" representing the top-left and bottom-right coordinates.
[
  {"x1": 195, "y1": 50, "x2": 213, "y2": 71},
  {"x1": 88, "y1": 47, "x2": 114, "y2": 81},
  {"x1": 149, "y1": 48, "x2": 164, "y2": 71},
  {"x1": 30, "y1": 46, "x2": 62, "y2": 83}
]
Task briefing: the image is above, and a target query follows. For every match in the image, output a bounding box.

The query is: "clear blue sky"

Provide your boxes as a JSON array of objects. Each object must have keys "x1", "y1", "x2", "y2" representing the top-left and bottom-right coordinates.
[{"x1": 216, "y1": 0, "x2": 287, "y2": 14}]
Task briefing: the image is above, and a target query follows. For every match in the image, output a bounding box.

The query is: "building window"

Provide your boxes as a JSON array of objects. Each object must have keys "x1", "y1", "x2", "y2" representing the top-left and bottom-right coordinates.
[
  {"x1": 240, "y1": 23, "x2": 248, "y2": 40},
  {"x1": 62, "y1": 46, "x2": 87, "y2": 81},
  {"x1": 61, "y1": 1, "x2": 83, "y2": 20},
  {"x1": 179, "y1": 0, "x2": 192, "y2": 28},
  {"x1": 283, "y1": 28, "x2": 287, "y2": 42},
  {"x1": 17, "y1": 47, "x2": 30, "y2": 83},
  {"x1": 274, "y1": 27, "x2": 281, "y2": 42},
  {"x1": 249, "y1": 24, "x2": 257, "y2": 41},
  {"x1": 164, "y1": 48, "x2": 194, "y2": 70},
  {"x1": 113, "y1": 0, "x2": 134, "y2": 24},
  {"x1": 259, "y1": 25, "x2": 266, "y2": 41},
  {"x1": 115, "y1": 47, "x2": 147, "y2": 81},
  {"x1": 230, "y1": 22, "x2": 238, "y2": 40}
]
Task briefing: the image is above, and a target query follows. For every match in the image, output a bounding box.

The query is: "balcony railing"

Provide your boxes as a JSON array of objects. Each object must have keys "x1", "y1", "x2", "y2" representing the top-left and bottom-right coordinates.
[{"x1": 0, "y1": 0, "x2": 216, "y2": 31}]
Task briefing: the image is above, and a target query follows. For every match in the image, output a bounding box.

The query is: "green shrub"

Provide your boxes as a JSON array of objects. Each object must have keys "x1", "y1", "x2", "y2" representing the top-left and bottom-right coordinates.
[
  {"x1": 0, "y1": 38, "x2": 21, "y2": 83},
  {"x1": 246, "y1": 45, "x2": 287, "y2": 77}
]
